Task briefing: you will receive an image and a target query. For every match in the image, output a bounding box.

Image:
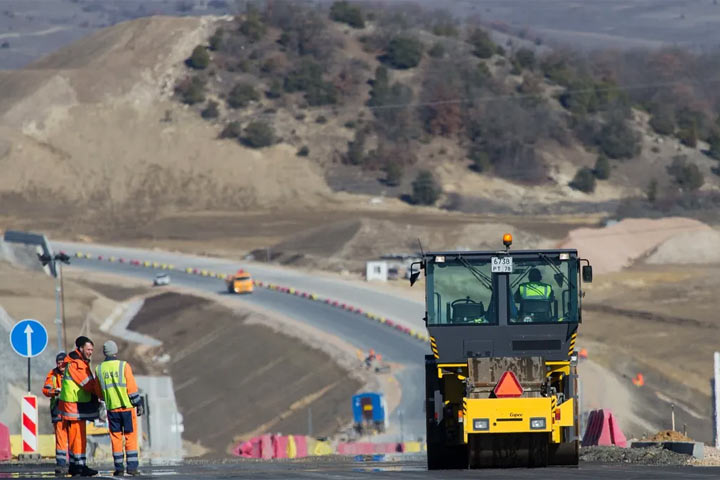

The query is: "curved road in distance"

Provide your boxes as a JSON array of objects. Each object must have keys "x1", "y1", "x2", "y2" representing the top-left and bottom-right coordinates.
[
  {"x1": 63, "y1": 250, "x2": 428, "y2": 441},
  {"x1": 55, "y1": 241, "x2": 425, "y2": 330}
]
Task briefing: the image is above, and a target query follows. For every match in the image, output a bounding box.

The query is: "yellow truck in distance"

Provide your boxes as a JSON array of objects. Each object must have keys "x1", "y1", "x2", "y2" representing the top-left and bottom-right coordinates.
[{"x1": 226, "y1": 269, "x2": 254, "y2": 294}]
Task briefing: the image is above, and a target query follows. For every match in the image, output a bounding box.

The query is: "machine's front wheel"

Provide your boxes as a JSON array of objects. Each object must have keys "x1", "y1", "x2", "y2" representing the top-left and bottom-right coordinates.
[
  {"x1": 427, "y1": 444, "x2": 468, "y2": 470},
  {"x1": 549, "y1": 440, "x2": 579, "y2": 466}
]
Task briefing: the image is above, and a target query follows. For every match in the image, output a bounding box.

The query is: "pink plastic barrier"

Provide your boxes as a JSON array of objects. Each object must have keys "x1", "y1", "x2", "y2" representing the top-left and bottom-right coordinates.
[
  {"x1": 336, "y1": 442, "x2": 402, "y2": 455},
  {"x1": 582, "y1": 409, "x2": 627, "y2": 448},
  {"x1": 294, "y1": 435, "x2": 308, "y2": 457},
  {"x1": 234, "y1": 435, "x2": 313, "y2": 459},
  {"x1": 273, "y1": 435, "x2": 288, "y2": 459},
  {"x1": 0, "y1": 422, "x2": 10, "y2": 460}
]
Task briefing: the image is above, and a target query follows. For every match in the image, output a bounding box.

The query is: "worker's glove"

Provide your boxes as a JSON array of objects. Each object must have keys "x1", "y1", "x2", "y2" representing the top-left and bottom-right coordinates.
[
  {"x1": 53, "y1": 388, "x2": 61, "y2": 396},
  {"x1": 135, "y1": 397, "x2": 145, "y2": 417}
]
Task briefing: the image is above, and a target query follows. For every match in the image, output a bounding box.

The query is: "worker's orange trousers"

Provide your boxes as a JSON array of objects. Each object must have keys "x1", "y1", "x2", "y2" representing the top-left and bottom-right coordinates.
[
  {"x1": 108, "y1": 408, "x2": 139, "y2": 471},
  {"x1": 66, "y1": 420, "x2": 87, "y2": 466},
  {"x1": 53, "y1": 420, "x2": 70, "y2": 466}
]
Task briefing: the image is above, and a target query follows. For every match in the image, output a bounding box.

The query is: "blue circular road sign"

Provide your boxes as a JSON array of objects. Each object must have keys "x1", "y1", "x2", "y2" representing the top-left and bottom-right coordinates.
[{"x1": 9, "y1": 319, "x2": 48, "y2": 358}]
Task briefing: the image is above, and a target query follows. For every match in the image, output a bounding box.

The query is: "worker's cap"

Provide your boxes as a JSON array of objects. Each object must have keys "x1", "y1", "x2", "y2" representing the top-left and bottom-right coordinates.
[
  {"x1": 56, "y1": 352, "x2": 66, "y2": 362},
  {"x1": 103, "y1": 340, "x2": 119, "y2": 357},
  {"x1": 75, "y1": 336, "x2": 93, "y2": 348}
]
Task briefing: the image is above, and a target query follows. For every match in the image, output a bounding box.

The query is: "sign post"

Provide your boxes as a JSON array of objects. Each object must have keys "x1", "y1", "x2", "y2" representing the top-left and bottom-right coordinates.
[
  {"x1": 10, "y1": 319, "x2": 49, "y2": 392},
  {"x1": 10, "y1": 319, "x2": 48, "y2": 457},
  {"x1": 714, "y1": 352, "x2": 719, "y2": 448}
]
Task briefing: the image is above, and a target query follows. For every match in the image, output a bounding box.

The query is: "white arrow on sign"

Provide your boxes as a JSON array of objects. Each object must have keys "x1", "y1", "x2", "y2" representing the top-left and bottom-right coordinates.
[{"x1": 24, "y1": 324, "x2": 33, "y2": 357}]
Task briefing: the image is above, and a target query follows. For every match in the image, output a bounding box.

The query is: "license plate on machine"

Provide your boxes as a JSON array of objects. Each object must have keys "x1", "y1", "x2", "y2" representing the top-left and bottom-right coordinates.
[{"x1": 491, "y1": 256, "x2": 513, "y2": 273}]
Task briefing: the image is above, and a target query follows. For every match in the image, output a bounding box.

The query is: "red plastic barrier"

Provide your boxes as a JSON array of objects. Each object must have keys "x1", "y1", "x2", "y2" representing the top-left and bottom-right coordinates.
[
  {"x1": 581, "y1": 409, "x2": 627, "y2": 448},
  {"x1": 336, "y1": 442, "x2": 402, "y2": 455},
  {"x1": 294, "y1": 435, "x2": 308, "y2": 458},
  {"x1": 261, "y1": 434, "x2": 273, "y2": 459},
  {"x1": 273, "y1": 435, "x2": 288, "y2": 459},
  {"x1": 0, "y1": 422, "x2": 10, "y2": 460}
]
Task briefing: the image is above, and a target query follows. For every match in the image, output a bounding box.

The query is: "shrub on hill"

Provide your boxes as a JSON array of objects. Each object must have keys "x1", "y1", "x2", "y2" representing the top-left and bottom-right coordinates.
[
  {"x1": 598, "y1": 116, "x2": 640, "y2": 159},
  {"x1": 239, "y1": 11, "x2": 266, "y2": 42},
  {"x1": 209, "y1": 28, "x2": 224, "y2": 51},
  {"x1": 594, "y1": 154, "x2": 610, "y2": 180},
  {"x1": 677, "y1": 126, "x2": 697, "y2": 148},
  {"x1": 201, "y1": 100, "x2": 219, "y2": 119},
  {"x1": 411, "y1": 170, "x2": 441, "y2": 205},
  {"x1": 329, "y1": 1, "x2": 365, "y2": 28},
  {"x1": 514, "y1": 48, "x2": 536, "y2": 70},
  {"x1": 175, "y1": 75, "x2": 206, "y2": 105},
  {"x1": 467, "y1": 28, "x2": 495, "y2": 59},
  {"x1": 649, "y1": 106, "x2": 675, "y2": 135},
  {"x1": 569, "y1": 167, "x2": 596, "y2": 193},
  {"x1": 385, "y1": 35, "x2": 423, "y2": 69},
  {"x1": 227, "y1": 83, "x2": 259, "y2": 108},
  {"x1": 346, "y1": 129, "x2": 366, "y2": 166},
  {"x1": 667, "y1": 156, "x2": 704, "y2": 191},
  {"x1": 187, "y1": 46, "x2": 210, "y2": 70},
  {"x1": 384, "y1": 161, "x2": 403, "y2": 186},
  {"x1": 220, "y1": 121, "x2": 242, "y2": 139},
  {"x1": 242, "y1": 121, "x2": 276, "y2": 148}
]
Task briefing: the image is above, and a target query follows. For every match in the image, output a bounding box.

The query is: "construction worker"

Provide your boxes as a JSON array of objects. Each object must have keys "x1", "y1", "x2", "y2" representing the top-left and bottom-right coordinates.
[
  {"x1": 514, "y1": 268, "x2": 555, "y2": 322},
  {"x1": 96, "y1": 341, "x2": 145, "y2": 477},
  {"x1": 58, "y1": 336, "x2": 100, "y2": 477},
  {"x1": 42, "y1": 352, "x2": 69, "y2": 476}
]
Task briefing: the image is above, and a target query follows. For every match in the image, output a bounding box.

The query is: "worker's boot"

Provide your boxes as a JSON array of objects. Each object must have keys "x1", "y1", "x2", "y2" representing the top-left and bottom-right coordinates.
[
  {"x1": 126, "y1": 469, "x2": 143, "y2": 476},
  {"x1": 71, "y1": 465, "x2": 98, "y2": 477},
  {"x1": 112, "y1": 469, "x2": 124, "y2": 477},
  {"x1": 54, "y1": 465, "x2": 69, "y2": 476}
]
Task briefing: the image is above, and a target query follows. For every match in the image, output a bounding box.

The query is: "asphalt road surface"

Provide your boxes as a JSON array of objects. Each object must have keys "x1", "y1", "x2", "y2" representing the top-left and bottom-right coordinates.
[{"x1": 3, "y1": 458, "x2": 720, "y2": 479}]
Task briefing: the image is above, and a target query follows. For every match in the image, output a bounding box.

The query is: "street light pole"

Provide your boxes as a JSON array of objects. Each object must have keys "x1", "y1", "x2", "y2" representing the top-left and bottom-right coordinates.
[
  {"x1": 38, "y1": 252, "x2": 70, "y2": 353},
  {"x1": 53, "y1": 259, "x2": 63, "y2": 352},
  {"x1": 60, "y1": 262, "x2": 67, "y2": 351}
]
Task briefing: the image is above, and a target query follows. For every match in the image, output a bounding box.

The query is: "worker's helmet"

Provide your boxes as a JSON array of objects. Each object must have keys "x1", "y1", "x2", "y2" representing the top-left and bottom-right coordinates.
[{"x1": 528, "y1": 268, "x2": 542, "y2": 282}]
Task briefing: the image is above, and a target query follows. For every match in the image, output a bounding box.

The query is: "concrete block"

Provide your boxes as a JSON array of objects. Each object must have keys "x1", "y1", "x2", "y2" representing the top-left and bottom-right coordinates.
[{"x1": 631, "y1": 441, "x2": 704, "y2": 459}]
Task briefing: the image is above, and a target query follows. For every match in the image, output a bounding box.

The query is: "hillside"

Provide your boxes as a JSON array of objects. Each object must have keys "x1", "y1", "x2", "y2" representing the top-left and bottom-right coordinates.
[{"x1": 0, "y1": 3, "x2": 720, "y2": 242}]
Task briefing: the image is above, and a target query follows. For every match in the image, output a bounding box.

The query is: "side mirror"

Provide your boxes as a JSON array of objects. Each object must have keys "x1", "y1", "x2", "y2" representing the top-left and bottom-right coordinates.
[
  {"x1": 409, "y1": 260, "x2": 424, "y2": 286},
  {"x1": 553, "y1": 273, "x2": 564, "y2": 288},
  {"x1": 582, "y1": 265, "x2": 593, "y2": 283}
]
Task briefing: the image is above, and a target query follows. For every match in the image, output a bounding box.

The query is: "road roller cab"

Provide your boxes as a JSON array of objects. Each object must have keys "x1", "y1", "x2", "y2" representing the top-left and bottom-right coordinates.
[{"x1": 411, "y1": 234, "x2": 592, "y2": 469}]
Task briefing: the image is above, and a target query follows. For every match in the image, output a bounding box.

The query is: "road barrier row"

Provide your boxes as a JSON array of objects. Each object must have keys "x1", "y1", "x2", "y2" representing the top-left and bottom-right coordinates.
[
  {"x1": 70, "y1": 251, "x2": 430, "y2": 345},
  {"x1": 233, "y1": 434, "x2": 425, "y2": 459}
]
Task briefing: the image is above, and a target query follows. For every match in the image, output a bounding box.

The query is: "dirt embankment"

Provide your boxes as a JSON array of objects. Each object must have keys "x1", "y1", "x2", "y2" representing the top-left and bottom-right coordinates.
[{"x1": 128, "y1": 292, "x2": 362, "y2": 457}]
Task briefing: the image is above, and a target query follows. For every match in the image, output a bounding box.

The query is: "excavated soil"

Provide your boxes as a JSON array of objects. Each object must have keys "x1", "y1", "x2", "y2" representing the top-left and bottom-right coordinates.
[
  {"x1": 646, "y1": 430, "x2": 694, "y2": 442},
  {"x1": 580, "y1": 446, "x2": 691, "y2": 465},
  {"x1": 128, "y1": 292, "x2": 362, "y2": 457}
]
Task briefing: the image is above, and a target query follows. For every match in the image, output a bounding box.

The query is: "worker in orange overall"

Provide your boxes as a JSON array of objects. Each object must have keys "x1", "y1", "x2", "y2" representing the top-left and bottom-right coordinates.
[
  {"x1": 58, "y1": 336, "x2": 100, "y2": 477},
  {"x1": 96, "y1": 341, "x2": 145, "y2": 477},
  {"x1": 42, "y1": 352, "x2": 69, "y2": 476}
]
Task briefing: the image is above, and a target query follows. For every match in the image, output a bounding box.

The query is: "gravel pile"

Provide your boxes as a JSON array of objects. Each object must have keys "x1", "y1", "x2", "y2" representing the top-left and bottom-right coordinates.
[
  {"x1": 580, "y1": 446, "x2": 690, "y2": 466},
  {"x1": 691, "y1": 447, "x2": 720, "y2": 466}
]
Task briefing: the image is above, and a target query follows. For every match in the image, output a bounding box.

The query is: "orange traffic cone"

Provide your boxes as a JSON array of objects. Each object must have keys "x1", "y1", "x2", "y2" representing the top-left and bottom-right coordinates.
[{"x1": 632, "y1": 373, "x2": 644, "y2": 387}]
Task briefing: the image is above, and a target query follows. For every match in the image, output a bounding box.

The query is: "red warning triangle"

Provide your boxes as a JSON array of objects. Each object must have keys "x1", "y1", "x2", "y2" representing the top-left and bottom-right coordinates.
[{"x1": 494, "y1": 371, "x2": 524, "y2": 398}]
